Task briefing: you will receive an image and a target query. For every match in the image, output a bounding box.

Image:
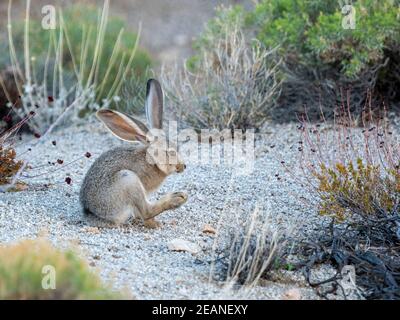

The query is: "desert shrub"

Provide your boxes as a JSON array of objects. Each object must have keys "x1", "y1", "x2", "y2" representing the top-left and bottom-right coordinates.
[
  {"x1": 251, "y1": 0, "x2": 400, "y2": 116},
  {"x1": 211, "y1": 206, "x2": 291, "y2": 287},
  {"x1": 0, "y1": 145, "x2": 23, "y2": 186},
  {"x1": 298, "y1": 100, "x2": 399, "y2": 225},
  {"x1": 0, "y1": 1, "x2": 150, "y2": 133},
  {"x1": 0, "y1": 239, "x2": 119, "y2": 299},
  {"x1": 0, "y1": 3, "x2": 151, "y2": 102},
  {"x1": 161, "y1": 26, "x2": 281, "y2": 130},
  {"x1": 316, "y1": 159, "x2": 399, "y2": 222},
  {"x1": 292, "y1": 102, "x2": 400, "y2": 299},
  {"x1": 196, "y1": 2, "x2": 400, "y2": 120}
]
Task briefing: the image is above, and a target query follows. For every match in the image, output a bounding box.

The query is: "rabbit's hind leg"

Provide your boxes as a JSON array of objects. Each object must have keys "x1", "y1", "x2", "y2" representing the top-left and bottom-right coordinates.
[
  {"x1": 113, "y1": 170, "x2": 187, "y2": 227},
  {"x1": 112, "y1": 169, "x2": 162, "y2": 227},
  {"x1": 103, "y1": 169, "x2": 143, "y2": 225}
]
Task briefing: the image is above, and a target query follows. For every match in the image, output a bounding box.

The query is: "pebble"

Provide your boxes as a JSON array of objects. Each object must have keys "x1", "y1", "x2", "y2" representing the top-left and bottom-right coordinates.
[{"x1": 167, "y1": 238, "x2": 202, "y2": 254}]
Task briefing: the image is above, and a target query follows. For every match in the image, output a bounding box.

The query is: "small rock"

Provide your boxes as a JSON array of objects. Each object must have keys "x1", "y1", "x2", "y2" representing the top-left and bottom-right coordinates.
[
  {"x1": 82, "y1": 226, "x2": 100, "y2": 234},
  {"x1": 108, "y1": 246, "x2": 119, "y2": 252},
  {"x1": 13, "y1": 182, "x2": 28, "y2": 191},
  {"x1": 168, "y1": 239, "x2": 201, "y2": 254},
  {"x1": 282, "y1": 288, "x2": 301, "y2": 300},
  {"x1": 202, "y1": 224, "x2": 216, "y2": 234}
]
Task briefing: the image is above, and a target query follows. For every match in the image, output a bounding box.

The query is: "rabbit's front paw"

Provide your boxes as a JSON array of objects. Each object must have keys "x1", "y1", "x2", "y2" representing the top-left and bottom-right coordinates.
[{"x1": 168, "y1": 192, "x2": 188, "y2": 209}]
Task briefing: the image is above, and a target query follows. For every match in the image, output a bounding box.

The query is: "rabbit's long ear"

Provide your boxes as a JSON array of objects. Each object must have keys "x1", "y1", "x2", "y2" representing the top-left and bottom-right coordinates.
[
  {"x1": 96, "y1": 109, "x2": 148, "y2": 143},
  {"x1": 124, "y1": 114, "x2": 149, "y2": 135},
  {"x1": 145, "y1": 79, "x2": 163, "y2": 129}
]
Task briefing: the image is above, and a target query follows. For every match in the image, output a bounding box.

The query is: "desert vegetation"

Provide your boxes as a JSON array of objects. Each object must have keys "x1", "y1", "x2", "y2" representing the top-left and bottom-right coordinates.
[
  {"x1": 213, "y1": 206, "x2": 292, "y2": 287},
  {"x1": 0, "y1": 239, "x2": 119, "y2": 299},
  {"x1": 290, "y1": 100, "x2": 400, "y2": 299},
  {"x1": 0, "y1": 0, "x2": 150, "y2": 134},
  {"x1": 0, "y1": 0, "x2": 399, "y2": 300},
  {"x1": 177, "y1": 1, "x2": 400, "y2": 299},
  {"x1": 161, "y1": 25, "x2": 281, "y2": 130},
  {"x1": 174, "y1": 1, "x2": 400, "y2": 122},
  {"x1": 0, "y1": 0, "x2": 150, "y2": 188}
]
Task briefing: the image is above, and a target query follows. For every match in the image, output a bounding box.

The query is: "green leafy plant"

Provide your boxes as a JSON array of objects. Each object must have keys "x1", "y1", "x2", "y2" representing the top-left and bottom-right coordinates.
[
  {"x1": 0, "y1": 239, "x2": 120, "y2": 299},
  {"x1": 256, "y1": 0, "x2": 400, "y2": 115}
]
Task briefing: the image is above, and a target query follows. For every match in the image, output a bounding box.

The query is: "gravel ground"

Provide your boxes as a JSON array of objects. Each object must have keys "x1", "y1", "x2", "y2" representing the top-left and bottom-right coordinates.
[{"x1": 0, "y1": 119, "x2": 357, "y2": 300}]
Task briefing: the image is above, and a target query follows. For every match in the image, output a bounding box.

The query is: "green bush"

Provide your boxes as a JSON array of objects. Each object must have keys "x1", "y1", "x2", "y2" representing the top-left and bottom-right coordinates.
[
  {"x1": 194, "y1": 1, "x2": 400, "y2": 119},
  {"x1": 253, "y1": 0, "x2": 400, "y2": 115},
  {"x1": 252, "y1": 0, "x2": 400, "y2": 79},
  {"x1": 0, "y1": 239, "x2": 120, "y2": 299},
  {"x1": 0, "y1": 4, "x2": 151, "y2": 103}
]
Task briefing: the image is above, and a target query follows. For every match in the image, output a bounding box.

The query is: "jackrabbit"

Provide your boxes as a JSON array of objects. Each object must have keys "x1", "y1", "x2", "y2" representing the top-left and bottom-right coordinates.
[{"x1": 80, "y1": 79, "x2": 188, "y2": 228}]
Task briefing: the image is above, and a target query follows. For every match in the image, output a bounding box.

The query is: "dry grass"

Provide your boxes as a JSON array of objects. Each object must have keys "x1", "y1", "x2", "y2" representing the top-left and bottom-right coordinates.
[
  {"x1": 1, "y1": 0, "x2": 141, "y2": 134},
  {"x1": 0, "y1": 0, "x2": 145, "y2": 191},
  {"x1": 161, "y1": 25, "x2": 282, "y2": 130},
  {"x1": 295, "y1": 97, "x2": 399, "y2": 223},
  {"x1": 210, "y1": 202, "x2": 294, "y2": 289}
]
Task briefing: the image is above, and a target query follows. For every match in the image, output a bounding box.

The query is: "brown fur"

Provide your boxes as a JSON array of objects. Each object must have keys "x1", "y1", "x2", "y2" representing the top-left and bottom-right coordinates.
[
  {"x1": 79, "y1": 79, "x2": 187, "y2": 227},
  {"x1": 80, "y1": 145, "x2": 187, "y2": 226}
]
